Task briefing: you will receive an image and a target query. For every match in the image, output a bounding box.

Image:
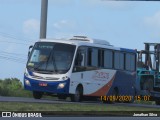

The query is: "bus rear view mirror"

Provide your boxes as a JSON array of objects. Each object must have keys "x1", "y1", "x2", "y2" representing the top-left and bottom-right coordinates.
[{"x1": 28, "y1": 45, "x2": 33, "y2": 59}]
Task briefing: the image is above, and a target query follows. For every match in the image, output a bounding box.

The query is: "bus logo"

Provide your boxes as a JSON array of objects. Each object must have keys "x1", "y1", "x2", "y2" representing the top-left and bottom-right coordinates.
[{"x1": 92, "y1": 71, "x2": 109, "y2": 80}]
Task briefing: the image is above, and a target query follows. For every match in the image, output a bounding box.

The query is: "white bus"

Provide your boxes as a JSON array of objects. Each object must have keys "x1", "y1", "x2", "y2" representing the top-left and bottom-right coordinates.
[{"x1": 24, "y1": 36, "x2": 136, "y2": 102}]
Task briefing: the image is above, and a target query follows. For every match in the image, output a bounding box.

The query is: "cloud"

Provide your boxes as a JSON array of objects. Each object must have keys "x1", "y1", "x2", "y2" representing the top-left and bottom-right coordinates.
[
  {"x1": 144, "y1": 11, "x2": 160, "y2": 29},
  {"x1": 49, "y1": 32, "x2": 74, "y2": 39},
  {"x1": 53, "y1": 20, "x2": 76, "y2": 30},
  {"x1": 50, "y1": 20, "x2": 85, "y2": 39},
  {"x1": 23, "y1": 19, "x2": 40, "y2": 36},
  {"x1": 144, "y1": 11, "x2": 160, "y2": 38},
  {"x1": 52, "y1": 20, "x2": 76, "y2": 38}
]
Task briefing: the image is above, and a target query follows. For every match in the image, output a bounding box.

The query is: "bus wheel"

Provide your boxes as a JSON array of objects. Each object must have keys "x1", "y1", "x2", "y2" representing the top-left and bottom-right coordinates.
[
  {"x1": 155, "y1": 101, "x2": 160, "y2": 105},
  {"x1": 71, "y1": 86, "x2": 83, "y2": 102},
  {"x1": 33, "y1": 91, "x2": 43, "y2": 99},
  {"x1": 57, "y1": 94, "x2": 67, "y2": 100}
]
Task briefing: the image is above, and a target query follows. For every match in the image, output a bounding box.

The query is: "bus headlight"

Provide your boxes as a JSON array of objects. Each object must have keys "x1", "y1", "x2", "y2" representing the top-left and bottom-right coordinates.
[
  {"x1": 57, "y1": 83, "x2": 66, "y2": 89},
  {"x1": 25, "y1": 80, "x2": 31, "y2": 86}
]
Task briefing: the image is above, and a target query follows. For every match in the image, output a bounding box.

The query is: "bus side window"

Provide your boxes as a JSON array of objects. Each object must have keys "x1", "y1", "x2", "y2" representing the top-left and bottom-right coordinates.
[
  {"x1": 104, "y1": 50, "x2": 113, "y2": 68},
  {"x1": 74, "y1": 52, "x2": 86, "y2": 72},
  {"x1": 75, "y1": 53, "x2": 83, "y2": 66},
  {"x1": 75, "y1": 51, "x2": 86, "y2": 66},
  {"x1": 81, "y1": 53, "x2": 85, "y2": 66},
  {"x1": 125, "y1": 53, "x2": 136, "y2": 71},
  {"x1": 87, "y1": 48, "x2": 98, "y2": 67}
]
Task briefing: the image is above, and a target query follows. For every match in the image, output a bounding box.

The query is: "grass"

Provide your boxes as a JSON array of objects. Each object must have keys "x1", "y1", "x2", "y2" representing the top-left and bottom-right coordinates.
[
  {"x1": 134, "y1": 100, "x2": 155, "y2": 105},
  {"x1": 0, "y1": 102, "x2": 159, "y2": 112}
]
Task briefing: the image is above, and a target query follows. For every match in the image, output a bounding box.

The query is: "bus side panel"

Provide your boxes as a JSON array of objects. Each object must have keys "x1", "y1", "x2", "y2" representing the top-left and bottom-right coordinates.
[
  {"x1": 107, "y1": 70, "x2": 136, "y2": 97},
  {"x1": 69, "y1": 69, "x2": 116, "y2": 96}
]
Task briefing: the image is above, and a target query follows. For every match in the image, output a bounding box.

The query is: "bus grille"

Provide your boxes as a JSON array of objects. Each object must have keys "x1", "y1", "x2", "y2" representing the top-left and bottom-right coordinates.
[{"x1": 32, "y1": 76, "x2": 59, "y2": 80}]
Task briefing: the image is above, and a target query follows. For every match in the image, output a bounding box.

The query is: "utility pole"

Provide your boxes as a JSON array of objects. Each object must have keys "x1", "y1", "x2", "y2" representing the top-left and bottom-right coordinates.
[{"x1": 40, "y1": 0, "x2": 48, "y2": 39}]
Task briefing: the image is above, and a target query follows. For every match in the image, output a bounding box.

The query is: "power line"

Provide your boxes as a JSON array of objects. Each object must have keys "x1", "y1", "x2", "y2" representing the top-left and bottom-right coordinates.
[
  {"x1": 0, "y1": 55, "x2": 27, "y2": 61},
  {"x1": 0, "y1": 50, "x2": 27, "y2": 57},
  {"x1": 0, "y1": 31, "x2": 35, "y2": 42},
  {"x1": 0, "y1": 51, "x2": 27, "y2": 60},
  {"x1": 0, "y1": 32, "x2": 36, "y2": 64},
  {"x1": 0, "y1": 56, "x2": 26, "y2": 64},
  {"x1": 0, "y1": 31, "x2": 37, "y2": 46},
  {"x1": 0, "y1": 54, "x2": 27, "y2": 61},
  {"x1": 0, "y1": 40, "x2": 31, "y2": 45}
]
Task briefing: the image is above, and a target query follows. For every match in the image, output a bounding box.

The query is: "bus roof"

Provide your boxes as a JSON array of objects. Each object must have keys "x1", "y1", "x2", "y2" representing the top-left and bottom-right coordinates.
[{"x1": 39, "y1": 36, "x2": 136, "y2": 53}]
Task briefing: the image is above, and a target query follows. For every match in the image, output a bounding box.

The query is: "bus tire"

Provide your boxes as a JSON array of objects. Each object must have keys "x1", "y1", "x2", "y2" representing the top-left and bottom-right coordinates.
[
  {"x1": 33, "y1": 91, "x2": 43, "y2": 99},
  {"x1": 155, "y1": 100, "x2": 160, "y2": 105},
  {"x1": 70, "y1": 86, "x2": 83, "y2": 102},
  {"x1": 57, "y1": 94, "x2": 67, "y2": 100}
]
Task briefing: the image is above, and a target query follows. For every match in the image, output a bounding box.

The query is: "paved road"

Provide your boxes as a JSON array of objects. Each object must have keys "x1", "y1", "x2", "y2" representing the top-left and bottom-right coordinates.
[
  {"x1": 1, "y1": 96, "x2": 160, "y2": 118},
  {"x1": 0, "y1": 96, "x2": 160, "y2": 108}
]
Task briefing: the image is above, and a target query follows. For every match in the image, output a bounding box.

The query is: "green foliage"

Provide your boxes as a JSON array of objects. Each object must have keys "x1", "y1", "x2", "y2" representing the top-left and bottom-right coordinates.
[
  {"x1": 0, "y1": 102, "x2": 160, "y2": 112},
  {"x1": 0, "y1": 78, "x2": 32, "y2": 97}
]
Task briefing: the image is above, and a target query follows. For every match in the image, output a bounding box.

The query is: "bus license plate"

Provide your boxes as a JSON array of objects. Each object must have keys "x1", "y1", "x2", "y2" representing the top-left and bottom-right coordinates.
[{"x1": 39, "y1": 83, "x2": 47, "y2": 87}]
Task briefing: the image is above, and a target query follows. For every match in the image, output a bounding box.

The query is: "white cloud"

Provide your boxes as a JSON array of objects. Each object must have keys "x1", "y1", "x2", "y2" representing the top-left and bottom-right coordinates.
[
  {"x1": 50, "y1": 32, "x2": 74, "y2": 39},
  {"x1": 52, "y1": 20, "x2": 77, "y2": 38},
  {"x1": 23, "y1": 19, "x2": 40, "y2": 36},
  {"x1": 53, "y1": 20, "x2": 76, "y2": 30},
  {"x1": 50, "y1": 20, "x2": 84, "y2": 39},
  {"x1": 145, "y1": 11, "x2": 160, "y2": 29}
]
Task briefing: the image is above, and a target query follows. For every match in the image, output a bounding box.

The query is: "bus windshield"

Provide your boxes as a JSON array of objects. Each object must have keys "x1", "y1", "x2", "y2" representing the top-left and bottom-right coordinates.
[{"x1": 27, "y1": 42, "x2": 76, "y2": 74}]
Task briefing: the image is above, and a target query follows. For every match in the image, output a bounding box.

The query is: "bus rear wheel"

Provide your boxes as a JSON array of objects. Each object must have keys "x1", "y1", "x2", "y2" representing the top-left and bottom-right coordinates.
[
  {"x1": 33, "y1": 91, "x2": 43, "y2": 99},
  {"x1": 70, "y1": 86, "x2": 83, "y2": 102}
]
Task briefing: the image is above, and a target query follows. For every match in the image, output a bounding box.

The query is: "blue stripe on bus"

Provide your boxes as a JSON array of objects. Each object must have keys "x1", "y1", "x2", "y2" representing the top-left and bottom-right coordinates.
[
  {"x1": 107, "y1": 70, "x2": 136, "y2": 97},
  {"x1": 24, "y1": 76, "x2": 70, "y2": 94},
  {"x1": 120, "y1": 48, "x2": 136, "y2": 53}
]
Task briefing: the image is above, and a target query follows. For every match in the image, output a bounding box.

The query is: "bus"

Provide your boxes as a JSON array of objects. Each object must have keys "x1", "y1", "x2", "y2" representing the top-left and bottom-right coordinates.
[{"x1": 24, "y1": 36, "x2": 137, "y2": 102}]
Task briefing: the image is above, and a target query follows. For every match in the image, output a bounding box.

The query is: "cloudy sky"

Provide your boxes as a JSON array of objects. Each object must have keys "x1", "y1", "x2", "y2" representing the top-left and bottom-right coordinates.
[{"x1": 0, "y1": 0, "x2": 160, "y2": 81}]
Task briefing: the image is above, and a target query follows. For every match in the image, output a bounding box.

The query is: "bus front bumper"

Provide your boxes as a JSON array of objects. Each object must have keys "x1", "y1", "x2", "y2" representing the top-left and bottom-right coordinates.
[{"x1": 24, "y1": 76, "x2": 70, "y2": 94}]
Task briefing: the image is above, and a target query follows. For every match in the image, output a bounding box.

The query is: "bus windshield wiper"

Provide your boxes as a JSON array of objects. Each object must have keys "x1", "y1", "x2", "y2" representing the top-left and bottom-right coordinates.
[
  {"x1": 44, "y1": 47, "x2": 58, "y2": 73},
  {"x1": 51, "y1": 51, "x2": 58, "y2": 73},
  {"x1": 35, "y1": 70, "x2": 54, "y2": 74}
]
